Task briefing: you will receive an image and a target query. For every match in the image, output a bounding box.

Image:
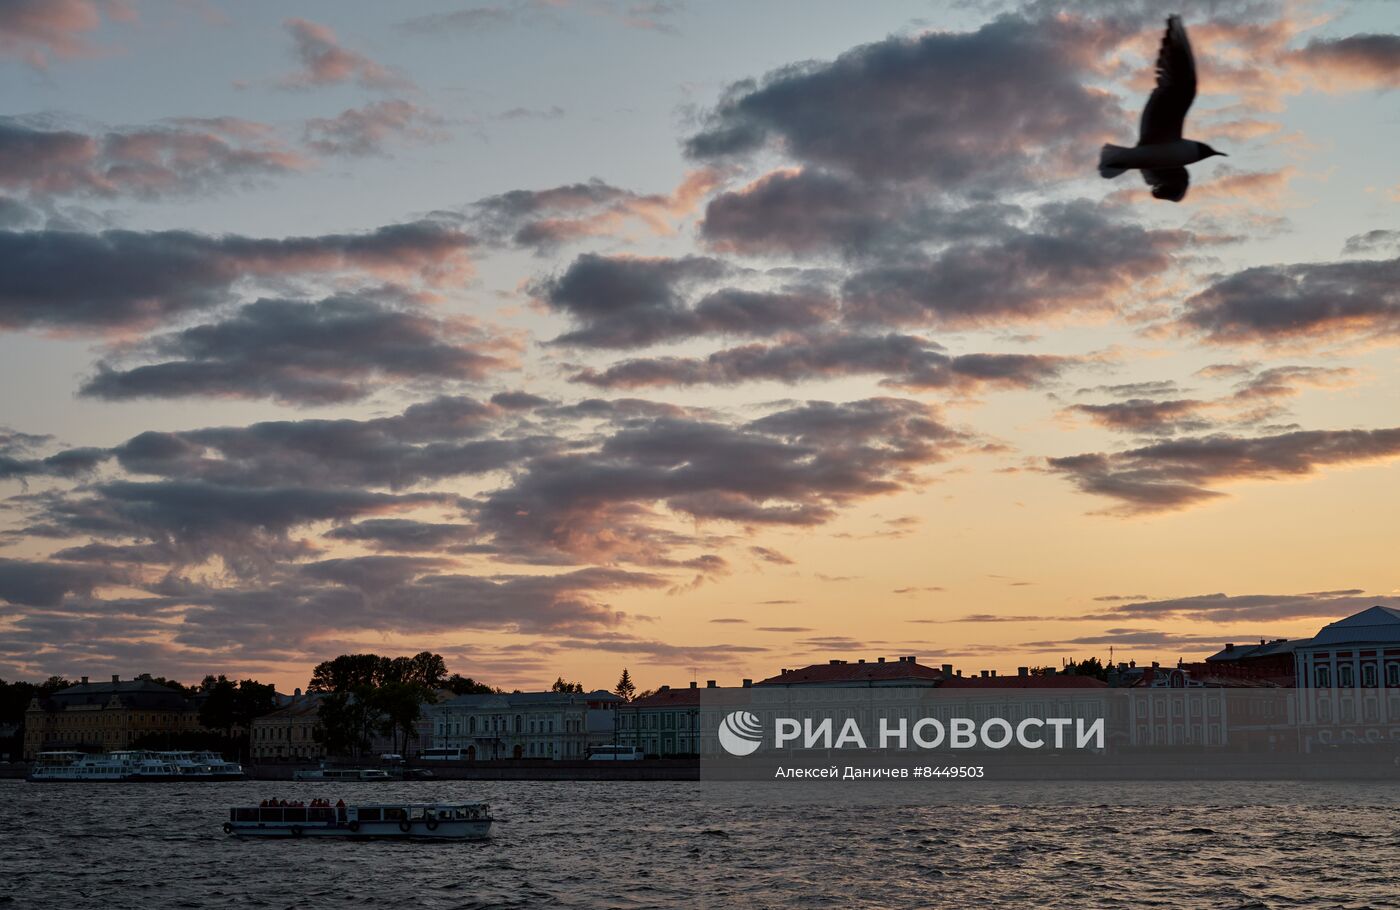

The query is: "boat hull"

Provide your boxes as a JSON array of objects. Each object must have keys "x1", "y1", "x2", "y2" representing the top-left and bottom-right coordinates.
[{"x1": 227, "y1": 820, "x2": 491, "y2": 840}]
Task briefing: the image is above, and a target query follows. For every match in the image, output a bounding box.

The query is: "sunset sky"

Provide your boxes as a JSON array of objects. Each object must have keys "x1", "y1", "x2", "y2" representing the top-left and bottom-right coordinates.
[{"x1": 2, "y1": 0, "x2": 1399, "y2": 694}]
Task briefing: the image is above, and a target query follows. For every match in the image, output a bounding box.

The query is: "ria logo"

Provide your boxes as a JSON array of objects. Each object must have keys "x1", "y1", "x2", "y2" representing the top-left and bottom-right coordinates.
[{"x1": 717, "y1": 710, "x2": 763, "y2": 756}]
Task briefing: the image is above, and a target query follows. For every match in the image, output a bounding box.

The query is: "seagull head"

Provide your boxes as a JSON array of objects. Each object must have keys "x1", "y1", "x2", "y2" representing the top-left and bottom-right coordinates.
[{"x1": 1196, "y1": 142, "x2": 1228, "y2": 159}]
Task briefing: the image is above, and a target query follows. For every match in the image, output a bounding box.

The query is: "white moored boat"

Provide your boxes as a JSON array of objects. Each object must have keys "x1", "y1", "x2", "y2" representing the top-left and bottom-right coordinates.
[
  {"x1": 292, "y1": 767, "x2": 392, "y2": 781},
  {"x1": 28, "y1": 750, "x2": 184, "y2": 782},
  {"x1": 27, "y1": 749, "x2": 245, "y2": 782},
  {"x1": 223, "y1": 800, "x2": 492, "y2": 839}
]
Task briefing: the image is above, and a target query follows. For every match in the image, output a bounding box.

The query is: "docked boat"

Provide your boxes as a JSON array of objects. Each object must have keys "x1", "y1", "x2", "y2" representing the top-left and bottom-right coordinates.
[
  {"x1": 27, "y1": 749, "x2": 245, "y2": 782},
  {"x1": 223, "y1": 800, "x2": 492, "y2": 839},
  {"x1": 292, "y1": 767, "x2": 392, "y2": 782},
  {"x1": 158, "y1": 750, "x2": 246, "y2": 781}
]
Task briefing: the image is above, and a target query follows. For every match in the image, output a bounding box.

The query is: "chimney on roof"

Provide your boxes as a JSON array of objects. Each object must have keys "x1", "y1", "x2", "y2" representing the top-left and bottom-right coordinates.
[
  {"x1": 1018, "y1": 667, "x2": 1029, "y2": 677},
  {"x1": 858, "y1": 659, "x2": 865, "y2": 664},
  {"x1": 81, "y1": 676, "x2": 89, "y2": 685},
  {"x1": 980, "y1": 670, "x2": 989, "y2": 678},
  {"x1": 742, "y1": 679, "x2": 752, "y2": 688},
  {"x1": 1259, "y1": 638, "x2": 1266, "y2": 646},
  {"x1": 830, "y1": 659, "x2": 841, "y2": 665},
  {"x1": 991, "y1": 670, "x2": 998, "y2": 678},
  {"x1": 941, "y1": 664, "x2": 954, "y2": 677},
  {"x1": 706, "y1": 680, "x2": 717, "y2": 688},
  {"x1": 689, "y1": 681, "x2": 697, "y2": 689},
  {"x1": 1151, "y1": 661, "x2": 1160, "y2": 669},
  {"x1": 659, "y1": 685, "x2": 670, "y2": 691},
  {"x1": 907, "y1": 655, "x2": 917, "y2": 663},
  {"x1": 877, "y1": 657, "x2": 885, "y2": 663},
  {"x1": 112, "y1": 674, "x2": 119, "y2": 684},
  {"x1": 956, "y1": 670, "x2": 963, "y2": 677},
  {"x1": 1225, "y1": 643, "x2": 1234, "y2": 652}
]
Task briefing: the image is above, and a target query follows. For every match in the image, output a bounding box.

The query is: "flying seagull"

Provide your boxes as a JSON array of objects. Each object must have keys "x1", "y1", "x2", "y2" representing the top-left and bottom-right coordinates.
[{"x1": 1099, "y1": 15, "x2": 1225, "y2": 202}]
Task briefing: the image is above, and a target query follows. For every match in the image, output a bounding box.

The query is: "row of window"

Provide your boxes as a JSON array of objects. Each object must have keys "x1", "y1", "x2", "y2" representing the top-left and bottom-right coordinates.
[
  {"x1": 436, "y1": 715, "x2": 559, "y2": 736},
  {"x1": 1311, "y1": 662, "x2": 1400, "y2": 688}
]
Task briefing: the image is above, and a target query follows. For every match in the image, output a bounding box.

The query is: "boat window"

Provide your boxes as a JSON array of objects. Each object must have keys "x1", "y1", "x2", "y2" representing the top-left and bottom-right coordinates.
[
  {"x1": 358, "y1": 808, "x2": 382, "y2": 822},
  {"x1": 285, "y1": 808, "x2": 307, "y2": 822},
  {"x1": 260, "y1": 809, "x2": 284, "y2": 822},
  {"x1": 234, "y1": 808, "x2": 259, "y2": 822},
  {"x1": 309, "y1": 808, "x2": 333, "y2": 821}
]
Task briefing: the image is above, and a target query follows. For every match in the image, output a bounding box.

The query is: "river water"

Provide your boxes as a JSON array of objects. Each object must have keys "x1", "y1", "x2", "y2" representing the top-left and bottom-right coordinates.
[{"x1": 3, "y1": 779, "x2": 1398, "y2": 909}]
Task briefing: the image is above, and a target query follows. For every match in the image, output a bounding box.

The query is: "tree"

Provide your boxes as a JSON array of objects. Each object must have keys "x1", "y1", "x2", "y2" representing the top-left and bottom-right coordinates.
[
  {"x1": 308, "y1": 654, "x2": 388, "y2": 693},
  {"x1": 444, "y1": 673, "x2": 495, "y2": 696},
  {"x1": 551, "y1": 677, "x2": 583, "y2": 694},
  {"x1": 613, "y1": 668, "x2": 636, "y2": 702},
  {"x1": 309, "y1": 651, "x2": 454, "y2": 757},
  {"x1": 198, "y1": 675, "x2": 239, "y2": 740}
]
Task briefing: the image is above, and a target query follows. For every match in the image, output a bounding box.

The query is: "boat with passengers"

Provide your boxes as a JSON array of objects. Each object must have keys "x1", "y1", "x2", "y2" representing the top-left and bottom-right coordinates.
[{"x1": 223, "y1": 799, "x2": 492, "y2": 839}]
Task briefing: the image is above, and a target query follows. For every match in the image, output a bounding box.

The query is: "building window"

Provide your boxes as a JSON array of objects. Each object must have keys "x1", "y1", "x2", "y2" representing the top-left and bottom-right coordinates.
[
  {"x1": 1362, "y1": 664, "x2": 1377, "y2": 688},
  {"x1": 1315, "y1": 666, "x2": 1330, "y2": 688},
  {"x1": 1339, "y1": 665, "x2": 1354, "y2": 688},
  {"x1": 1388, "y1": 663, "x2": 1400, "y2": 688}
]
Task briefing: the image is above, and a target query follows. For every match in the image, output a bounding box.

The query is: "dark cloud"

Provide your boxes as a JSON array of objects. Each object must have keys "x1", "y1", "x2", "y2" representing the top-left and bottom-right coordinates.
[
  {"x1": 474, "y1": 397, "x2": 964, "y2": 564},
  {"x1": 570, "y1": 332, "x2": 1071, "y2": 392},
  {"x1": 0, "y1": 221, "x2": 475, "y2": 333},
  {"x1": 1342, "y1": 230, "x2": 1400, "y2": 256},
  {"x1": 79, "y1": 295, "x2": 517, "y2": 405},
  {"x1": 534, "y1": 253, "x2": 839, "y2": 348},
  {"x1": 1067, "y1": 399, "x2": 1214, "y2": 436},
  {"x1": 0, "y1": 116, "x2": 305, "y2": 199},
  {"x1": 0, "y1": 428, "x2": 106, "y2": 481},
  {"x1": 107, "y1": 395, "x2": 550, "y2": 489},
  {"x1": 699, "y1": 168, "x2": 1019, "y2": 259},
  {"x1": 303, "y1": 100, "x2": 446, "y2": 157},
  {"x1": 841, "y1": 202, "x2": 1189, "y2": 328},
  {"x1": 684, "y1": 15, "x2": 1120, "y2": 190},
  {"x1": 1290, "y1": 33, "x2": 1400, "y2": 89},
  {"x1": 749, "y1": 546, "x2": 793, "y2": 565},
  {"x1": 1048, "y1": 426, "x2": 1400, "y2": 514},
  {"x1": 1179, "y1": 254, "x2": 1400, "y2": 346},
  {"x1": 23, "y1": 480, "x2": 450, "y2": 570},
  {"x1": 1095, "y1": 589, "x2": 1400, "y2": 623},
  {"x1": 323, "y1": 518, "x2": 481, "y2": 552},
  {"x1": 0, "y1": 557, "x2": 128, "y2": 607},
  {"x1": 1076, "y1": 380, "x2": 1183, "y2": 398},
  {"x1": 468, "y1": 171, "x2": 720, "y2": 254}
]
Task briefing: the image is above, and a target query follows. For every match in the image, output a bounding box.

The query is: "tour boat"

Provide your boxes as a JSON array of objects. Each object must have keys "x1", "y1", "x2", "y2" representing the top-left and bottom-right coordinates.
[
  {"x1": 292, "y1": 767, "x2": 393, "y2": 781},
  {"x1": 158, "y1": 750, "x2": 247, "y2": 781},
  {"x1": 28, "y1": 750, "x2": 183, "y2": 782},
  {"x1": 223, "y1": 801, "x2": 493, "y2": 839},
  {"x1": 27, "y1": 749, "x2": 246, "y2": 782}
]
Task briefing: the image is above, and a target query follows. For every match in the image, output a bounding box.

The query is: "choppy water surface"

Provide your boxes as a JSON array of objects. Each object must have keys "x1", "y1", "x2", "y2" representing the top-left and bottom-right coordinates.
[{"x1": 3, "y1": 779, "x2": 1398, "y2": 909}]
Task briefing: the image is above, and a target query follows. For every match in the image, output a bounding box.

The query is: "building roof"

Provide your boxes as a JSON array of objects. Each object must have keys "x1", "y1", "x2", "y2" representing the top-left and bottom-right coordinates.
[
  {"x1": 629, "y1": 688, "x2": 702, "y2": 708},
  {"x1": 1205, "y1": 638, "x2": 1303, "y2": 663},
  {"x1": 941, "y1": 674, "x2": 1108, "y2": 689},
  {"x1": 435, "y1": 689, "x2": 621, "y2": 710},
  {"x1": 1304, "y1": 605, "x2": 1400, "y2": 649},
  {"x1": 42, "y1": 678, "x2": 192, "y2": 712},
  {"x1": 252, "y1": 695, "x2": 326, "y2": 722},
  {"x1": 756, "y1": 657, "x2": 944, "y2": 686}
]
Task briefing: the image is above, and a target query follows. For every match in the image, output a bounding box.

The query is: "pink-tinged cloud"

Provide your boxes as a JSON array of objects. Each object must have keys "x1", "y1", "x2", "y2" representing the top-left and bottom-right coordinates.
[
  {"x1": 303, "y1": 100, "x2": 446, "y2": 157},
  {"x1": 0, "y1": 0, "x2": 132, "y2": 69},
  {"x1": 0, "y1": 116, "x2": 308, "y2": 200},
  {"x1": 278, "y1": 18, "x2": 409, "y2": 91}
]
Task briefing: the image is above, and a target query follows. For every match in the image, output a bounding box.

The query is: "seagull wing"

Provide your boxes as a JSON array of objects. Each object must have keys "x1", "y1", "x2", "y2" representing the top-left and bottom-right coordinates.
[
  {"x1": 1138, "y1": 16, "x2": 1197, "y2": 145},
  {"x1": 1142, "y1": 166, "x2": 1190, "y2": 202}
]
